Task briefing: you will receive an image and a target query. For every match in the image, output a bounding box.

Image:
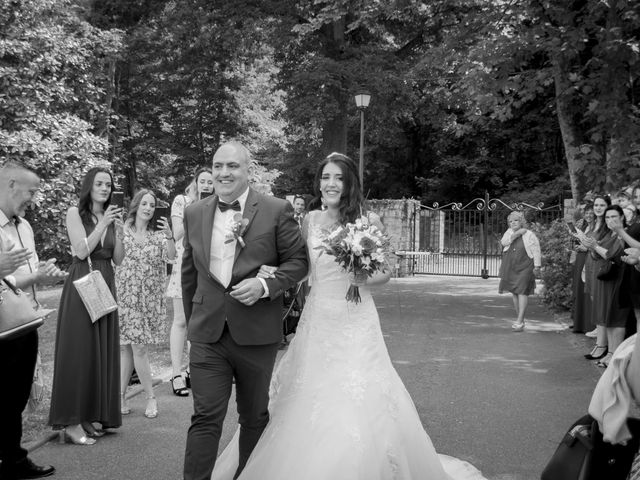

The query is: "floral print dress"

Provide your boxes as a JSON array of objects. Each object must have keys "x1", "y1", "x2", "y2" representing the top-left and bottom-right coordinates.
[{"x1": 116, "y1": 228, "x2": 172, "y2": 345}]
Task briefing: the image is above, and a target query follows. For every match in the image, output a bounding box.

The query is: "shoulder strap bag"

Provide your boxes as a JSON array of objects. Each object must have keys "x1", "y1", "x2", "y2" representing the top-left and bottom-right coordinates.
[
  {"x1": 0, "y1": 277, "x2": 45, "y2": 341},
  {"x1": 73, "y1": 238, "x2": 117, "y2": 323}
]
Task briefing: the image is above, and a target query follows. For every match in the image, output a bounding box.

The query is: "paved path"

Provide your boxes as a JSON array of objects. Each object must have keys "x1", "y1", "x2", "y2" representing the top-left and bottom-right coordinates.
[{"x1": 28, "y1": 276, "x2": 601, "y2": 480}]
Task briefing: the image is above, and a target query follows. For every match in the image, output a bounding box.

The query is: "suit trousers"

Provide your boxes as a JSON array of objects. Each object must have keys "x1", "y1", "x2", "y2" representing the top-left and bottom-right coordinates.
[
  {"x1": 0, "y1": 330, "x2": 38, "y2": 466},
  {"x1": 184, "y1": 325, "x2": 279, "y2": 480}
]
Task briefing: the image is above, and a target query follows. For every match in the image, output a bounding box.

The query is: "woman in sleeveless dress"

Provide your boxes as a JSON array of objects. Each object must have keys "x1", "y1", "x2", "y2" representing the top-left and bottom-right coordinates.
[
  {"x1": 498, "y1": 211, "x2": 542, "y2": 332},
  {"x1": 166, "y1": 168, "x2": 213, "y2": 396},
  {"x1": 49, "y1": 168, "x2": 125, "y2": 444},
  {"x1": 210, "y1": 153, "x2": 485, "y2": 480}
]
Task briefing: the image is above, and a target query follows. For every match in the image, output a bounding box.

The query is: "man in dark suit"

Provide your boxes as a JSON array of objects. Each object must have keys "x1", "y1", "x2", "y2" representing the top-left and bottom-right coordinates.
[{"x1": 181, "y1": 142, "x2": 308, "y2": 480}]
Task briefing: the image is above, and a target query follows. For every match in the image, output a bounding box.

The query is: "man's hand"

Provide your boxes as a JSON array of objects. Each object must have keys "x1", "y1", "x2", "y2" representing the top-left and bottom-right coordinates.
[
  {"x1": 36, "y1": 258, "x2": 67, "y2": 285},
  {"x1": 0, "y1": 248, "x2": 31, "y2": 277},
  {"x1": 609, "y1": 216, "x2": 625, "y2": 232},
  {"x1": 230, "y1": 278, "x2": 265, "y2": 306}
]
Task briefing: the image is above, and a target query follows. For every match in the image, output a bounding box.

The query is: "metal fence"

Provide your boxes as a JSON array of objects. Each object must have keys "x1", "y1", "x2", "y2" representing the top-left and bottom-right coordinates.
[{"x1": 399, "y1": 193, "x2": 563, "y2": 278}]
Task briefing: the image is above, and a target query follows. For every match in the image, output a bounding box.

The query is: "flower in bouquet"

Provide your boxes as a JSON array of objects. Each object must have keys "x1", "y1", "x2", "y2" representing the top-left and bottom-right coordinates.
[
  {"x1": 224, "y1": 213, "x2": 249, "y2": 248},
  {"x1": 319, "y1": 215, "x2": 391, "y2": 303}
]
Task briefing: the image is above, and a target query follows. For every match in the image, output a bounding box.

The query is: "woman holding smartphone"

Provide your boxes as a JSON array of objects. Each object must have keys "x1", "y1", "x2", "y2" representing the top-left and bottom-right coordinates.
[
  {"x1": 116, "y1": 189, "x2": 175, "y2": 418},
  {"x1": 49, "y1": 167, "x2": 124, "y2": 444},
  {"x1": 166, "y1": 167, "x2": 213, "y2": 396}
]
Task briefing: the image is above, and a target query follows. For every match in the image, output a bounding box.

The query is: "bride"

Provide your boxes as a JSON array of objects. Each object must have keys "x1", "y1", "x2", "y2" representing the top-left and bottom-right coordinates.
[{"x1": 212, "y1": 153, "x2": 486, "y2": 480}]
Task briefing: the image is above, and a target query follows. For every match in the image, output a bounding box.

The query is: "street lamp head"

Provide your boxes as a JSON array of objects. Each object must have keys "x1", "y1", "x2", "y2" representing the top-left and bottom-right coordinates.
[{"x1": 354, "y1": 92, "x2": 371, "y2": 109}]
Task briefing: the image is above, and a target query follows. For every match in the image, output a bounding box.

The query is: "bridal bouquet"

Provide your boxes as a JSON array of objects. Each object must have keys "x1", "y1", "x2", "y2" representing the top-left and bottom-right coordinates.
[{"x1": 319, "y1": 215, "x2": 391, "y2": 303}]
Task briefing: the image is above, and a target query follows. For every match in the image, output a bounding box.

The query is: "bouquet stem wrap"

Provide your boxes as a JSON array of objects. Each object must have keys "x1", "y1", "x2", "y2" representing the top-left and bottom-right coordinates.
[{"x1": 347, "y1": 271, "x2": 368, "y2": 304}]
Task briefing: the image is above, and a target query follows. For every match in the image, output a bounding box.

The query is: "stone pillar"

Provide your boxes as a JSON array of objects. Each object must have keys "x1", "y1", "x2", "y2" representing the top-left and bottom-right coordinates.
[{"x1": 366, "y1": 199, "x2": 421, "y2": 277}]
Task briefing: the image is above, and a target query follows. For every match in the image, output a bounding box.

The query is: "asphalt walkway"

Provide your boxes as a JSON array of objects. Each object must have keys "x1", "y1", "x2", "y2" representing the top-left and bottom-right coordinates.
[{"x1": 26, "y1": 276, "x2": 601, "y2": 480}]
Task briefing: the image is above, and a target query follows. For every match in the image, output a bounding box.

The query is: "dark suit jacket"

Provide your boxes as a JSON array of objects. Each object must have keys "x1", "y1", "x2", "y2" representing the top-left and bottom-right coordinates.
[{"x1": 181, "y1": 189, "x2": 308, "y2": 345}]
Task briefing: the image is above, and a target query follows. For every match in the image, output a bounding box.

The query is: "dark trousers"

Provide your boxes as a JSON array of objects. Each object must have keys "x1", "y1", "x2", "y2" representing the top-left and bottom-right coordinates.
[
  {"x1": 0, "y1": 331, "x2": 38, "y2": 466},
  {"x1": 183, "y1": 327, "x2": 279, "y2": 480}
]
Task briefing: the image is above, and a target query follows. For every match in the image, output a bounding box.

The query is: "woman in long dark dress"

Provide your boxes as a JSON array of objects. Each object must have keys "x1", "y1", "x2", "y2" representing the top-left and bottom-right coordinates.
[
  {"x1": 498, "y1": 211, "x2": 542, "y2": 332},
  {"x1": 49, "y1": 168, "x2": 125, "y2": 445},
  {"x1": 580, "y1": 205, "x2": 630, "y2": 367},
  {"x1": 571, "y1": 205, "x2": 595, "y2": 333}
]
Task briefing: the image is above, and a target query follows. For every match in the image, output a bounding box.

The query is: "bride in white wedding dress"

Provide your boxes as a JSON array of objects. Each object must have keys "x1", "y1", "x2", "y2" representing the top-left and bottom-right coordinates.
[{"x1": 212, "y1": 153, "x2": 486, "y2": 480}]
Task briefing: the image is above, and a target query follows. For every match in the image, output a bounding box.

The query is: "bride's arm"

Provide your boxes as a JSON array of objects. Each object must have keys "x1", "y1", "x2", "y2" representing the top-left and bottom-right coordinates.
[{"x1": 366, "y1": 212, "x2": 392, "y2": 286}]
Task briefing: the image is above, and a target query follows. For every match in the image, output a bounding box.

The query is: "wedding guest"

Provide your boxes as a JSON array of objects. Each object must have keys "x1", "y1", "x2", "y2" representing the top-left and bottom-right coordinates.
[
  {"x1": 498, "y1": 211, "x2": 542, "y2": 332},
  {"x1": 0, "y1": 162, "x2": 66, "y2": 480},
  {"x1": 292, "y1": 195, "x2": 306, "y2": 228},
  {"x1": 582, "y1": 194, "x2": 611, "y2": 357},
  {"x1": 117, "y1": 189, "x2": 176, "y2": 418},
  {"x1": 166, "y1": 168, "x2": 213, "y2": 396},
  {"x1": 580, "y1": 205, "x2": 630, "y2": 367},
  {"x1": 49, "y1": 167, "x2": 124, "y2": 445},
  {"x1": 571, "y1": 204, "x2": 595, "y2": 333}
]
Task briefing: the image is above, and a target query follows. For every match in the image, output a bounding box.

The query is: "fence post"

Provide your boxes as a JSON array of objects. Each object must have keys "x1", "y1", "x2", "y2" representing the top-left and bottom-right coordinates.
[{"x1": 481, "y1": 191, "x2": 490, "y2": 279}]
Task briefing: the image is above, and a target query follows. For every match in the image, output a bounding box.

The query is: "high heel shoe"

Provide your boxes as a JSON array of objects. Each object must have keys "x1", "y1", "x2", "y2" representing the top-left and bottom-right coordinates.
[
  {"x1": 171, "y1": 375, "x2": 189, "y2": 397},
  {"x1": 81, "y1": 421, "x2": 104, "y2": 438},
  {"x1": 185, "y1": 371, "x2": 191, "y2": 389},
  {"x1": 145, "y1": 396, "x2": 158, "y2": 419},
  {"x1": 121, "y1": 394, "x2": 131, "y2": 415},
  {"x1": 585, "y1": 345, "x2": 608, "y2": 360},
  {"x1": 59, "y1": 427, "x2": 96, "y2": 446}
]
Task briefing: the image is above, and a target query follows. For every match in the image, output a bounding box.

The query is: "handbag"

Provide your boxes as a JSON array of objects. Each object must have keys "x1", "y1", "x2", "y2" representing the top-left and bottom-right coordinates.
[
  {"x1": 0, "y1": 278, "x2": 45, "y2": 341},
  {"x1": 73, "y1": 238, "x2": 117, "y2": 323},
  {"x1": 541, "y1": 414, "x2": 640, "y2": 480},
  {"x1": 597, "y1": 260, "x2": 618, "y2": 281}
]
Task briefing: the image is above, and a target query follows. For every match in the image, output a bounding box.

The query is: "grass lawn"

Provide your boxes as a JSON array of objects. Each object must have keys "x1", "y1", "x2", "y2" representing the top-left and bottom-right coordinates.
[{"x1": 22, "y1": 282, "x2": 182, "y2": 443}]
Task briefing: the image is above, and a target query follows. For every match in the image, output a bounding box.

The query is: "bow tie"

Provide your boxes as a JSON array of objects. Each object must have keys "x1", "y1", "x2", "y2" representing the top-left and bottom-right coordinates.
[{"x1": 218, "y1": 200, "x2": 241, "y2": 212}]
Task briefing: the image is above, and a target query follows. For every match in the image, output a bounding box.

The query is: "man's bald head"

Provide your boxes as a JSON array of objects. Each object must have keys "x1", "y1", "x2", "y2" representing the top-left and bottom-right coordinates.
[{"x1": 0, "y1": 162, "x2": 40, "y2": 218}]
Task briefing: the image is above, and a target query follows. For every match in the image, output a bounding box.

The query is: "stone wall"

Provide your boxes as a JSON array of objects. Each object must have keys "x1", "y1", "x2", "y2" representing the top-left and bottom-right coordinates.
[{"x1": 367, "y1": 199, "x2": 421, "y2": 277}]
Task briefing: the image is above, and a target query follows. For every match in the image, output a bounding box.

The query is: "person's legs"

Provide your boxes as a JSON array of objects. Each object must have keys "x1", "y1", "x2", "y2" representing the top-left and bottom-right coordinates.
[
  {"x1": 131, "y1": 344, "x2": 157, "y2": 417},
  {"x1": 511, "y1": 293, "x2": 519, "y2": 317},
  {"x1": 607, "y1": 326, "x2": 626, "y2": 355},
  {"x1": 170, "y1": 298, "x2": 188, "y2": 378},
  {"x1": 232, "y1": 340, "x2": 279, "y2": 478},
  {"x1": 0, "y1": 331, "x2": 38, "y2": 467},
  {"x1": 516, "y1": 294, "x2": 528, "y2": 325},
  {"x1": 184, "y1": 338, "x2": 234, "y2": 480},
  {"x1": 119, "y1": 344, "x2": 134, "y2": 414}
]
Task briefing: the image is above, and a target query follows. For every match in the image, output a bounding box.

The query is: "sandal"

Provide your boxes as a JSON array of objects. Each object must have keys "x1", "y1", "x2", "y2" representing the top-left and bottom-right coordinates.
[
  {"x1": 585, "y1": 345, "x2": 608, "y2": 360},
  {"x1": 171, "y1": 375, "x2": 189, "y2": 397},
  {"x1": 185, "y1": 370, "x2": 191, "y2": 389},
  {"x1": 511, "y1": 322, "x2": 525, "y2": 332},
  {"x1": 145, "y1": 396, "x2": 158, "y2": 419}
]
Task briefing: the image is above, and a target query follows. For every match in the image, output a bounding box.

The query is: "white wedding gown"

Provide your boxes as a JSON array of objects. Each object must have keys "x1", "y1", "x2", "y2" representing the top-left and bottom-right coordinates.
[{"x1": 212, "y1": 218, "x2": 486, "y2": 480}]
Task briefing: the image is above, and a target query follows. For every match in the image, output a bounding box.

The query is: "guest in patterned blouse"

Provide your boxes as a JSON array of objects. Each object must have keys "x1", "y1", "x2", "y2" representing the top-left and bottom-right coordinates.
[{"x1": 116, "y1": 189, "x2": 176, "y2": 419}]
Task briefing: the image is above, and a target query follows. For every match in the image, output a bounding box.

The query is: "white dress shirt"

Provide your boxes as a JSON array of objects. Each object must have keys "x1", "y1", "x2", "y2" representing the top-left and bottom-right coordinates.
[
  {"x1": 0, "y1": 209, "x2": 39, "y2": 299},
  {"x1": 208, "y1": 189, "x2": 269, "y2": 295}
]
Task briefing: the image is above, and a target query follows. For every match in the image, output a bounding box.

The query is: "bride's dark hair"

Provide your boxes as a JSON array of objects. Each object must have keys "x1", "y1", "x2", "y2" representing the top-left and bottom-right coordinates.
[{"x1": 312, "y1": 152, "x2": 363, "y2": 224}]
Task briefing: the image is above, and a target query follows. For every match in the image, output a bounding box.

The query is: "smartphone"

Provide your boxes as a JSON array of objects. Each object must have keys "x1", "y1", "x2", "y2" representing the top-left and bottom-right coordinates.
[
  {"x1": 566, "y1": 222, "x2": 578, "y2": 234},
  {"x1": 111, "y1": 191, "x2": 124, "y2": 209},
  {"x1": 200, "y1": 191, "x2": 213, "y2": 200},
  {"x1": 152, "y1": 206, "x2": 170, "y2": 231}
]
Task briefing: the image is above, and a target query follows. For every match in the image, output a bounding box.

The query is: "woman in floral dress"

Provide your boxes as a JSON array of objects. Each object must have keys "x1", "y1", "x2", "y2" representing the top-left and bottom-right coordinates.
[{"x1": 116, "y1": 189, "x2": 176, "y2": 418}]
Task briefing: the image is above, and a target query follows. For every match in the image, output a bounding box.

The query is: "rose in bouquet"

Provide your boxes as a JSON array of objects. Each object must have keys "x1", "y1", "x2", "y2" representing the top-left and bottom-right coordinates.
[{"x1": 319, "y1": 215, "x2": 391, "y2": 303}]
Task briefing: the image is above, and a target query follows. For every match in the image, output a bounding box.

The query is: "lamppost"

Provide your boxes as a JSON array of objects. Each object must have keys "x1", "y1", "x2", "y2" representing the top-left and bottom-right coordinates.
[{"x1": 354, "y1": 92, "x2": 371, "y2": 188}]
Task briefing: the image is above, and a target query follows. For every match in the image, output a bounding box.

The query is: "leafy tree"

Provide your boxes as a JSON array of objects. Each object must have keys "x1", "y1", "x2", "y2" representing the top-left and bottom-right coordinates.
[{"x1": 0, "y1": 0, "x2": 123, "y2": 263}]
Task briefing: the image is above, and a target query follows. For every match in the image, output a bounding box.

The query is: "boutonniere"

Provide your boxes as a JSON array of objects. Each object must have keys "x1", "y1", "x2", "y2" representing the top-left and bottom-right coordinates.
[{"x1": 224, "y1": 213, "x2": 249, "y2": 248}]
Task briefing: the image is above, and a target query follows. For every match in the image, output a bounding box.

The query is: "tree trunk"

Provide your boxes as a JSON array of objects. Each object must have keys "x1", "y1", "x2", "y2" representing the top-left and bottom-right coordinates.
[
  {"x1": 320, "y1": 18, "x2": 348, "y2": 156},
  {"x1": 553, "y1": 52, "x2": 587, "y2": 203}
]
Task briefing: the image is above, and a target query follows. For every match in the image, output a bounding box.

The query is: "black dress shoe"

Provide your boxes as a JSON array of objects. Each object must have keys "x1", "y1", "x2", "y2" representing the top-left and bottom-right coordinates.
[{"x1": 1, "y1": 458, "x2": 55, "y2": 479}]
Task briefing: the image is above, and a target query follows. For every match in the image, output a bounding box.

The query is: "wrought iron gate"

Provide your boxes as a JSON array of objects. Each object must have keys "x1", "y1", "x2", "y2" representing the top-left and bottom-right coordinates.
[{"x1": 403, "y1": 193, "x2": 563, "y2": 278}]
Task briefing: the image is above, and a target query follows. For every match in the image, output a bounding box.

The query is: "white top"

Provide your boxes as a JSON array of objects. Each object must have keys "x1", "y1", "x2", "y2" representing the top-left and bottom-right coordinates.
[{"x1": 500, "y1": 228, "x2": 542, "y2": 267}]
